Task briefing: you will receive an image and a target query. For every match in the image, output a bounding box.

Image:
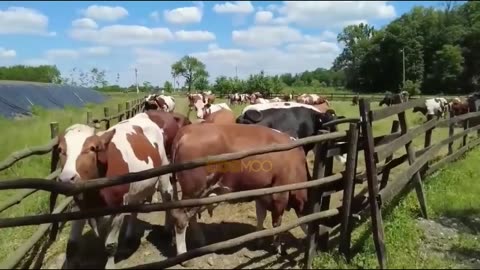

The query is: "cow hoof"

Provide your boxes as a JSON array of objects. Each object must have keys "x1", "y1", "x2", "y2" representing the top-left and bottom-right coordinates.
[{"x1": 105, "y1": 258, "x2": 117, "y2": 269}]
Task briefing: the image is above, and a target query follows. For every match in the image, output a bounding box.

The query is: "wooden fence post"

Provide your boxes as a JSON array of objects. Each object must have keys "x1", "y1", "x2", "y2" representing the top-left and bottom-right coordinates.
[
  {"x1": 126, "y1": 102, "x2": 131, "y2": 119},
  {"x1": 86, "y1": 111, "x2": 92, "y2": 126},
  {"x1": 448, "y1": 110, "x2": 454, "y2": 155},
  {"x1": 48, "y1": 122, "x2": 60, "y2": 241},
  {"x1": 104, "y1": 107, "x2": 110, "y2": 130},
  {"x1": 304, "y1": 137, "x2": 329, "y2": 269},
  {"x1": 379, "y1": 120, "x2": 400, "y2": 190},
  {"x1": 397, "y1": 105, "x2": 428, "y2": 219},
  {"x1": 421, "y1": 114, "x2": 434, "y2": 177},
  {"x1": 338, "y1": 122, "x2": 360, "y2": 260},
  {"x1": 118, "y1": 104, "x2": 123, "y2": 122},
  {"x1": 359, "y1": 98, "x2": 387, "y2": 269},
  {"x1": 463, "y1": 117, "x2": 469, "y2": 147},
  {"x1": 317, "y1": 147, "x2": 334, "y2": 252}
]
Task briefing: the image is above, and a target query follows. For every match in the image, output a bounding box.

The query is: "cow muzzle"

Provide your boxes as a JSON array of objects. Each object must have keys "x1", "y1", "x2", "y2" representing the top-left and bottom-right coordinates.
[{"x1": 58, "y1": 170, "x2": 80, "y2": 183}]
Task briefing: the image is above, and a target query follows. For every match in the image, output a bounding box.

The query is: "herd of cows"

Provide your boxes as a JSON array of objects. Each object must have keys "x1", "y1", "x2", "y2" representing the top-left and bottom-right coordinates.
[{"x1": 53, "y1": 90, "x2": 480, "y2": 268}]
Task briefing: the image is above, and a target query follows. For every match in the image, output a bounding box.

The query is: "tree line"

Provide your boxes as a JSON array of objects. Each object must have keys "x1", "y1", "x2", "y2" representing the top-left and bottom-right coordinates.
[
  {"x1": 1, "y1": 2, "x2": 477, "y2": 96},
  {"x1": 333, "y1": 1, "x2": 480, "y2": 95}
]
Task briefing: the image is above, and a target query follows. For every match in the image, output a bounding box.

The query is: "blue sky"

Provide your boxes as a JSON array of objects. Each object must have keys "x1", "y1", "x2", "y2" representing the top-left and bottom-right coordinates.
[{"x1": 0, "y1": 1, "x2": 446, "y2": 86}]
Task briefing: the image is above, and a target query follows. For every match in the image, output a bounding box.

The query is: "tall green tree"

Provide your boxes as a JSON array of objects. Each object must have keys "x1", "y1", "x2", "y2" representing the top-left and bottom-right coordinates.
[{"x1": 171, "y1": 56, "x2": 209, "y2": 92}]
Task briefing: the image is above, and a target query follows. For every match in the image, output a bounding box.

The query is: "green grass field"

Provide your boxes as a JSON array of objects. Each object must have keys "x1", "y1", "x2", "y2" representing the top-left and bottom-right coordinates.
[
  {"x1": 0, "y1": 93, "x2": 476, "y2": 267},
  {"x1": 313, "y1": 146, "x2": 480, "y2": 269}
]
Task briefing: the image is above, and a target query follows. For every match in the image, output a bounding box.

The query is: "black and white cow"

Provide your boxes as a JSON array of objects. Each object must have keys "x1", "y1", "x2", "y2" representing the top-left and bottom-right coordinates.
[{"x1": 236, "y1": 102, "x2": 347, "y2": 163}]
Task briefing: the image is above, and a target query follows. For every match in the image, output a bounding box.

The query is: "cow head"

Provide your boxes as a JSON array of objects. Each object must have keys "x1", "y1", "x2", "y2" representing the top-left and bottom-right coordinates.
[
  {"x1": 317, "y1": 109, "x2": 345, "y2": 133},
  {"x1": 413, "y1": 106, "x2": 428, "y2": 115},
  {"x1": 193, "y1": 99, "x2": 207, "y2": 119},
  {"x1": 236, "y1": 109, "x2": 263, "y2": 124},
  {"x1": 57, "y1": 124, "x2": 116, "y2": 184}
]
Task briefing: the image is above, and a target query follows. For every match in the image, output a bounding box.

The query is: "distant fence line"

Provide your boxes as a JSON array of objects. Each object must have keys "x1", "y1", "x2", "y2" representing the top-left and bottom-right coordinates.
[{"x1": 0, "y1": 95, "x2": 480, "y2": 269}]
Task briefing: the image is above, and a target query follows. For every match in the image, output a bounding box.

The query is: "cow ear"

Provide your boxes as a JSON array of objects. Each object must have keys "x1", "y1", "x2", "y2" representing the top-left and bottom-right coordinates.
[
  {"x1": 97, "y1": 129, "x2": 115, "y2": 164},
  {"x1": 244, "y1": 110, "x2": 263, "y2": 123},
  {"x1": 98, "y1": 129, "x2": 116, "y2": 151}
]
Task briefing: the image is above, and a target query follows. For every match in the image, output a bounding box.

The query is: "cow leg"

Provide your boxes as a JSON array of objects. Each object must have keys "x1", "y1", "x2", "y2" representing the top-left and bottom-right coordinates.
[
  {"x1": 104, "y1": 214, "x2": 125, "y2": 269},
  {"x1": 125, "y1": 212, "x2": 137, "y2": 244},
  {"x1": 158, "y1": 174, "x2": 174, "y2": 233},
  {"x1": 172, "y1": 209, "x2": 189, "y2": 255},
  {"x1": 271, "y1": 198, "x2": 287, "y2": 256},
  {"x1": 190, "y1": 215, "x2": 206, "y2": 248},
  {"x1": 334, "y1": 154, "x2": 347, "y2": 165},
  {"x1": 255, "y1": 200, "x2": 267, "y2": 249},
  {"x1": 65, "y1": 218, "x2": 86, "y2": 268}
]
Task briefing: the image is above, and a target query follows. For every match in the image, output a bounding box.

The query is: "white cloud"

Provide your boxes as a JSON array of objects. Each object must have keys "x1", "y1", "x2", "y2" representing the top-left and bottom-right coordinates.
[
  {"x1": 208, "y1": 43, "x2": 219, "y2": 50},
  {"x1": 149, "y1": 11, "x2": 161, "y2": 22},
  {"x1": 82, "y1": 5, "x2": 128, "y2": 22},
  {"x1": 190, "y1": 44, "x2": 338, "y2": 80},
  {"x1": 174, "y1": 30, "x2": 215, "y2": 42},
  {"x1": 319, "y1": 30, "x2": 338, "y2": 41},
  {"x1": 232, "y1": 26, "x2": 303, "y2": 48},
  {"x1": 71, "y1": 17, "x2": 98, "y2": 29},
  {"x1": 0, "y1": 47, "x2": 16, "y2": 58},
  {"x1": 24, "y1": 58, "x2": 51, "y2": 66},
  {"x1": 254, "y1": 11, "x2": 273, "y2": 24},
  {"x1": 286, "y1": 35, "x2": 340, "y2": 54},
  {"x1": 213, "y1": 1, "x2": 254, "y2": 14},
  {"x1": 81, "y1": 46, "x2": 111, "y2": 56},
  {"x1": 69, "y1": 24, "x2": 174, "y2": 46},
  {"x1": 266, "y1": 4, "x2": 280, "y2": 12},
  {"x1": 44, "y1": 46, "x2": 110, "y2": 62},
  {"x1": 273, "y1": 1, "x2": 396, "y2": 28},
  {"x1": 45, "y1": 49, "x2": 80, "y2": 59},
  {"x1": 0, "y1": 7, "x2": 54, "y2": 36},
  {"x1": 127, "y1": 48, "x2": 179, "y2": 86},
  {"x1": 163, "y1": 6, "x2": 202, "y2": 25}
]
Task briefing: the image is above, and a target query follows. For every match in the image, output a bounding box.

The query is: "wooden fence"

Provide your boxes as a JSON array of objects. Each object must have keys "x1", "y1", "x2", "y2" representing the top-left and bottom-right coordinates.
[
  {"x1": 0, "y1": 97, "x2": 144, "y2": 269},
  {"x1": 0, "y1": 97, "x2": 479, "y2": 269}
]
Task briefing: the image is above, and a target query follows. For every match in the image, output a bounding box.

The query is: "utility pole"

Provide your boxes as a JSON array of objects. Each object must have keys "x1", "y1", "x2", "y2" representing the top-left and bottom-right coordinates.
[
  {"x1": 401, "y1": 48, "x2": 406, "y2": 88},
  {"x1": 235, "y1": 65, "x2": 238, "y2": 79},
  {"x1": 135, "y1": 68, "x2": 139, "y2": 94}
]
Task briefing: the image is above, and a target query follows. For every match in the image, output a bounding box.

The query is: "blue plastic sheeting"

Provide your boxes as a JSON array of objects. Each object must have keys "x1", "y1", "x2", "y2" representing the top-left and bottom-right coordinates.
[{"x1": 0, "y1": 81, "x2": 106, "y2": 118}]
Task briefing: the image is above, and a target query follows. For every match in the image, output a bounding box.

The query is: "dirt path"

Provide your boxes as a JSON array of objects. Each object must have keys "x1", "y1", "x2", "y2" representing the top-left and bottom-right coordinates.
[
  {"x1": 42, "y1": 153, "x2": 347, "y2": 269},
  {"x1": 44, "y1": 202, "x2": 308, "y2": 269}
]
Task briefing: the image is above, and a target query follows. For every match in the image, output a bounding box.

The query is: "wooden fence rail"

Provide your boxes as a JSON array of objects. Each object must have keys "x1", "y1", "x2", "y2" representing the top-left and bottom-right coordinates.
[
  {"x1": 1, "y1": 95, "x2": 480, "y2": 269},
  {"x1": 0, "y1": 97, "x2": 144, "y2": 269}
]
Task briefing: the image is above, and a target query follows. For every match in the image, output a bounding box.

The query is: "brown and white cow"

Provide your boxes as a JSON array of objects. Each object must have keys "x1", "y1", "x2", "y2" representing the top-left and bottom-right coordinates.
[
  {"x1": 143, "y1": 94, "x2": 176, "y2": 112},
  {"x1": 296, "y1": 94, "x2": 329, "y2": 106},
  {"x1": 57, "y1": 111, "x2": 179, "y2": 269},
  {"x1": 170, "y1": 112, "x2": 192, "y2": 129},
  {"x1": 450, "y1": 98, "x2": 469, "y2": 116},
  {"x1": 170, "y1": 123, "x2": 309, "y2": 256},
  {"x1": 188, "y1": 93, "x2": 216, "y2": 109},
  {"x1": 200, "y1": 103, "x2": 236, "y2": 124}
]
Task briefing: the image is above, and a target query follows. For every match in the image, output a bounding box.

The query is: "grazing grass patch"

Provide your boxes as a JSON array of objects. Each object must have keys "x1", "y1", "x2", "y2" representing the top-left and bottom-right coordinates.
[{"x1": 313, "y1": 147, "x2": 480, "y2": 269}]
